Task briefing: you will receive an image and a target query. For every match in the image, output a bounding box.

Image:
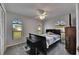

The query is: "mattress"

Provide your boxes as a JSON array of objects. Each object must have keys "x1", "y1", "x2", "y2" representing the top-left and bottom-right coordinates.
[{"x1": 45, "y1": 34, "x2": 60, "y2": 48}]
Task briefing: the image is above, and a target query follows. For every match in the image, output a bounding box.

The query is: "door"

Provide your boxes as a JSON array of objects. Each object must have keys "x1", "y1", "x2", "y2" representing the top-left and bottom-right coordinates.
[{"x1": 0, "y1": 5, "x2": 5, "y2": 55}]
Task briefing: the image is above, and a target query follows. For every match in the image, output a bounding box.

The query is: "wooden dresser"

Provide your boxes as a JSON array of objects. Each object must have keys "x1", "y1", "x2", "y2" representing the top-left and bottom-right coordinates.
[{"x1": 65, "y1": 27, "x2": 76, "y2": 54}]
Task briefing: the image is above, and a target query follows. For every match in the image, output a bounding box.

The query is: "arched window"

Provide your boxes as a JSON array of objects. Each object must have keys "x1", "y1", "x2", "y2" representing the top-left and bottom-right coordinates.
[{"x1": 12, "y1": 18, "x2": 23, "y2": 40}]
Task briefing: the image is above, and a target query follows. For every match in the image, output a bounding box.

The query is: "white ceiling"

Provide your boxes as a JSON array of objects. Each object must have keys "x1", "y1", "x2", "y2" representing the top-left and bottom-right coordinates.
[{"x1": 4, "y1": 3, "x2": 76, "y2": 19}]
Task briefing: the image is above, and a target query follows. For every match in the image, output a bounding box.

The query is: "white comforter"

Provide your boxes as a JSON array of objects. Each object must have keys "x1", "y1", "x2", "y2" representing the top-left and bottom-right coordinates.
[{"x1": 45, "y1": 34, "x2": 60, "y2": 48}]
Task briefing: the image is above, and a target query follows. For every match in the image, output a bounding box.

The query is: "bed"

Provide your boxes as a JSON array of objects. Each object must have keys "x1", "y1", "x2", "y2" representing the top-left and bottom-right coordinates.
[
  {"x1": 45, "y1": 29, "x2": 61, "y2": 48},
  {"x1": 27, "y1": 29, "x2": 61, "y2": 55}
]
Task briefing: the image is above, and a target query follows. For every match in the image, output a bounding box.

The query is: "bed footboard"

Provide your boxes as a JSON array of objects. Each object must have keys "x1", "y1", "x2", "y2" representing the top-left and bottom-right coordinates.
[{"x1": 36, "y1": 35, "x2": 47, "y2": 55}]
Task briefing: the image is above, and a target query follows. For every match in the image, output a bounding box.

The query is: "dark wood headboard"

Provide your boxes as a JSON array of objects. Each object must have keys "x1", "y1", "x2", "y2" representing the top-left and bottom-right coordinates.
[{"x1": 46, "y1": 29, "x2": 61, "y2": 35}]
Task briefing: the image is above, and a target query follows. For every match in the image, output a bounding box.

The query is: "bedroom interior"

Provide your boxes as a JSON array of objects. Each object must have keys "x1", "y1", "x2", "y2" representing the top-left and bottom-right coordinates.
[{"x1": 0, "y1": 3, "x2": 76, "y2": 55}]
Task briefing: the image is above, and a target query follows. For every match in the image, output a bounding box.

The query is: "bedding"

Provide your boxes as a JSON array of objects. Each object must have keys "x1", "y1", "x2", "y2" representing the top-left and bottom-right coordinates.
[
  {"x1": 45, "y1": 34, "x2": 60, "y2": 48},
  {"x1": 28, "y1": 32, "x2": 60, "y2": 55}
]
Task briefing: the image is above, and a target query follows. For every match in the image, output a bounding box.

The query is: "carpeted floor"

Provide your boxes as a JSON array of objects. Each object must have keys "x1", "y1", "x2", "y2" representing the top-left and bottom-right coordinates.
[{"x1": 4, "y1": 42, "x2": 70, "y2": 55}]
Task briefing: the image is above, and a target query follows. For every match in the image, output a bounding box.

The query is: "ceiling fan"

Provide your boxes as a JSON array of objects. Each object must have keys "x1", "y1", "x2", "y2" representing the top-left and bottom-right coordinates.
[{"x1": 35, "y1": 9, "x2": 47, "y2": 20}]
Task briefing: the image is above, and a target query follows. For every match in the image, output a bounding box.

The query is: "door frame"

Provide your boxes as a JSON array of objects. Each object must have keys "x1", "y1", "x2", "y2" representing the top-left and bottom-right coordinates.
[{"x1": 0, "y1": 3, "x2": 6, "y2": 55}]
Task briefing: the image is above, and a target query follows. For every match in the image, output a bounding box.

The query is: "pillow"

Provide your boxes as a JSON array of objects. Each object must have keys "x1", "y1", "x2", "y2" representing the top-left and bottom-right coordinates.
[{"x1": 47, "y1": 32, "x2": 54, "y2": 35}]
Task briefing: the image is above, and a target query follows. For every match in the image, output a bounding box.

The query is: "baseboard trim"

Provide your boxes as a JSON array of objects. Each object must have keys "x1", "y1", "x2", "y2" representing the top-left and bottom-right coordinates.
[{"x1": 6, "y1": 41, "x2": 26, "y2": 48}]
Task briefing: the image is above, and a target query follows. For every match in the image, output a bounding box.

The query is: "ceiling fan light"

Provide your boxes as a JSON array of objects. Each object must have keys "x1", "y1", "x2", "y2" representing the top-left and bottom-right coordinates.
[
  {"x1": 39, "y1": 15, "x2": 46, "y2": 20},
  {"x1": 36, "y1": 9, "x2": 47, "y2": 20}
]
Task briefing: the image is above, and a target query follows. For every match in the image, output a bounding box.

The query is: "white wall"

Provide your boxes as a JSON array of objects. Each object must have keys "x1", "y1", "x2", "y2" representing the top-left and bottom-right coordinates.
[
  {"x1": 76, "y1": 4, "x2": 79, "y2": 54},
  {"x1": 78, "y1": 4, "x2": 79, "y2": 47},
  {"x1": 0, "y1": 6, "x2": 2, "y2": 54},
  {"x1": 6, "y1": 12, "x2": 41, "y2": 47},
  {"x1": 44, "y1": 12, "x2": 76, "y2": 32}
]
